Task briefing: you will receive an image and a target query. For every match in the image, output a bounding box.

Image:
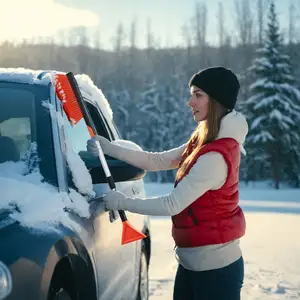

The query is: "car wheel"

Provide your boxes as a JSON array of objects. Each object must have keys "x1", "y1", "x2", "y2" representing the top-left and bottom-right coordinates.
[
  {"x1": 53, "y1": 288, "x2": 73, "y2": 300},
  {"x1": 137, "y1": 247, "x2": 149, "y2": 300}
]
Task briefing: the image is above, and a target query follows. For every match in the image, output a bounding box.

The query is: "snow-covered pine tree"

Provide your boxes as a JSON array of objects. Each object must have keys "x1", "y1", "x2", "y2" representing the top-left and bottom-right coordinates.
[
  {"x1": 137, "y1": 79, "x2": 161, "y2": 149},
  {"x1": 136, "y1": 79, "x2": 165, "y2": 182},
  {"x1": 106, "y1": 88, "x2": 132, "y2": 140},
  {"x1": 244, "y1": 2, "x2": 300, "y2": 189}
]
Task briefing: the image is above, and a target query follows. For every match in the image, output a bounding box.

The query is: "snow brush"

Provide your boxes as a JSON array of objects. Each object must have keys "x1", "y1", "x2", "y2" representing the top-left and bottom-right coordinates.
[{"x1": 53, "y1": 71, "x2": 146, "y2": 245}]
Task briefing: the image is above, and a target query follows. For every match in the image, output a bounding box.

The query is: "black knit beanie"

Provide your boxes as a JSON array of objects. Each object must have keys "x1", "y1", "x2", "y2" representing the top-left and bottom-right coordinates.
[{"x1": 189, "y1": 66, "x2": 240, "y2": 109}]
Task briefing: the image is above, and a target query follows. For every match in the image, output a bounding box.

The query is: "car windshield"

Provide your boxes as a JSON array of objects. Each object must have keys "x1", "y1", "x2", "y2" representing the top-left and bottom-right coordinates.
[{"x1": 0, "y1": 82, "x2": 57, "y2": 186}]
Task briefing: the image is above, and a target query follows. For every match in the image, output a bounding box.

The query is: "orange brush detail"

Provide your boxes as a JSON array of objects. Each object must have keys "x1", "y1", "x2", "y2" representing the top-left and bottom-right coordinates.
[{"x1": 54, "y1": 73, "x2": 83, "y2": 126}]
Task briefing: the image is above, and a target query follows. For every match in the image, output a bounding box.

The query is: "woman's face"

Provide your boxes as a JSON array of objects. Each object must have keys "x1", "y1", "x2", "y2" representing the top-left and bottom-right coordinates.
[{"x1": 188, "y1": 86, "x2": 209, "y2": 122}]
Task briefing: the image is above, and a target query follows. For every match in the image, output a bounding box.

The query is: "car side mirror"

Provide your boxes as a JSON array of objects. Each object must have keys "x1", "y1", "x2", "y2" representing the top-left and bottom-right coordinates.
[{"x1": 78, "y1": 151, "x2": 147, "y2": 184}]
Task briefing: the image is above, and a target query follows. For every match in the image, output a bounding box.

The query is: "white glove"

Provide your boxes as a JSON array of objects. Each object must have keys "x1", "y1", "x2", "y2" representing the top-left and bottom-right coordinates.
[
  {"x1": 86, "y1": 135, "x2": 111, "y2": 157},
  {"x1": 102, "y1": 190, "x2": 128, "y2": 211}
]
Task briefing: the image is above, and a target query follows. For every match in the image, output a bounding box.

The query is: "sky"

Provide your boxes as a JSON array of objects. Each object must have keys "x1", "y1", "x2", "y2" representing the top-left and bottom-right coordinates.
[{"x1": 0, "y1": 0, "x2": 296, "y2": 49}]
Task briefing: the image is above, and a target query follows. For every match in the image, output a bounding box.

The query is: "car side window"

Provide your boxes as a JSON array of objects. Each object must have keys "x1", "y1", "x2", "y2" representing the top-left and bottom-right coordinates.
[
  {"x1": 63, "y1": 114, "x2": 91, "y2": 154},
  {"x1": 85, "y1": 100, "x2": 122, "y2": 141},
  {"x1": 62, "y1": 100, "x2": 113, "y2": 187},
  {"x1": 62, "y1": 111, "x2": 93, "y2": 190},
  {"x1": 85, "y1": 101, "x2": 112, "y2": 140},
  {"x1": 0, "y1": 117, "x2": 31, "y2": 159}
]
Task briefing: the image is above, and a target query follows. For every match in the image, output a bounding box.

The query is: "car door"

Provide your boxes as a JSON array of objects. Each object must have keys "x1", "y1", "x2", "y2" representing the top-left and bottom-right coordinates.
[{"x1": 57, "y1": 95, "x2": 139, "y2": 300}]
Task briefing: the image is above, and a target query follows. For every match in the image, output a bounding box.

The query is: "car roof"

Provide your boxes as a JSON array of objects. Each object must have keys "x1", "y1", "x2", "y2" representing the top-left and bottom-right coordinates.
[
  {"x1": 0, "y1": 68, "x2": 53, "y2": 86},
  {"x1": 0, "y1": 68, "x2": 114, "y2": 127}
]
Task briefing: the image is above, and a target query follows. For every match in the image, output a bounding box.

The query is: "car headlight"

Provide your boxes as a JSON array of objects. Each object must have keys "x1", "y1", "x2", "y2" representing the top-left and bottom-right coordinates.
[{"x1": 0, "y1": 261, "x2": 12, "y2": 300}]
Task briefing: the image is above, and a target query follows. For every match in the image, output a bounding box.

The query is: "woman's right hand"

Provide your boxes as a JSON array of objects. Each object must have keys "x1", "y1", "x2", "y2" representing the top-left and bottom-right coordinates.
[{"x1": 86, "y1": 135, "x2": 111, "y2": 157}]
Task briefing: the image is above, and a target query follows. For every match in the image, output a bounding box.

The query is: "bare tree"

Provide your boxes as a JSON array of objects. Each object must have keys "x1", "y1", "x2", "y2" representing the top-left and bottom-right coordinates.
[
  {"x1": 144, "y1": 19, "x2": 154, "y2": 79},
  {"x1": 218, "y1": 2, "x2": 225, "y2": 48},
  {"x1": 257, "y1": 0, "x2": 264, "y2": 45},
  {"x1": 234, "y1": 0, "x2": 254, "y2": 46},
  {"x1": 93, "y1": 28, "x2": 101, "y2": 49},
  {"x1": 289, "y1": 1, "x2": 296, "y2": 45},
  {"x1": 145, "y1": 19, "x2": 155, "y2": 67},
  {"x1": 193, "y1": 1, "x2": 208, "y2": 67},
  {"x1": 182, "y1": 23, "x2": 192, "y2": 61},
  {"x1": 130, "y1": 18, "x2": 137, "y2": 49},
  {"x1": 90, "y1": 28, "x2": 102, "y2": 85},
  {"x1": 55, "y1": 29, "x2": 67, "y2": 46},
  {"x1": 217, "y1": 3, "x2": 233, "y2": 67},
  {"x1": 146, "y1": 19, "x2": 154, "y2": 50},
  {"x1": 77, "y1": 27, "x2": 89, "y2": 47},
  {"x1": 181, "y1": 22, "x2": 195, "y2": 77},
  {"x1": 232, "y1": 0, "x2": 255, "y2": 111},
  {"x1": 69, "y1": 26, "x2": 91, "y2": 74},
  {"x1": 195, "y1": 2, "x2": 207, "y2": 48},
  {"x1": 110, "y1": 23, "x2": 126, "y2": 88},
  {"x1": 257, "y1": 0, "x2": 271, "y2": 45},
  {"x1": 113, "y1": 23, "x2": 125, "y2": 53},
  {"x1": 127, "y1": 18, "x2": 141, "y2": 93}
]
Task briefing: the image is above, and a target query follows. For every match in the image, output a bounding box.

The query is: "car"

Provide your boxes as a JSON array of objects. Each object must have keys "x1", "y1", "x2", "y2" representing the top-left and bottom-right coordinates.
[{"x1": 0, "y1": 68, "x2": 151, "y2": 300}]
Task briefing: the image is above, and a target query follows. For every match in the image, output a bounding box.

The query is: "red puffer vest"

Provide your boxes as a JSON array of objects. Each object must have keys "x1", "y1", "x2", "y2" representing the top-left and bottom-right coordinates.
[{"x1": 172, "y1": 137, "x2": 246, "y2": 247}]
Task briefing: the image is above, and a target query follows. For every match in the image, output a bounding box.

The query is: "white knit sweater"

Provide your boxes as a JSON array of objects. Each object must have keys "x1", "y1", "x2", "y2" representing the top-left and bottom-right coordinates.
[{"x1": 98, "y1": 110, "x2": 248, "y2": 271}]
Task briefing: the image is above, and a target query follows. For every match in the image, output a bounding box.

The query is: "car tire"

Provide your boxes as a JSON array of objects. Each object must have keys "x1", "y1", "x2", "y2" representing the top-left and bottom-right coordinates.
[
  {"x1": 137, "y1": 246, "x2": 149, "y2": 300},
  {"x1": 53, "y1": 288, "x2": 73, "y2": 300},
  {"x1": 51, "y1": 268, "x2": 76, "y2": 300}
]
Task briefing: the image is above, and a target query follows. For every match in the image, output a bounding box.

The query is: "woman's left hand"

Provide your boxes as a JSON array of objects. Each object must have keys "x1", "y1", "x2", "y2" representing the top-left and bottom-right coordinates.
[{"x1": 102, "y1": 190, "x2": 127, "y2": 211}]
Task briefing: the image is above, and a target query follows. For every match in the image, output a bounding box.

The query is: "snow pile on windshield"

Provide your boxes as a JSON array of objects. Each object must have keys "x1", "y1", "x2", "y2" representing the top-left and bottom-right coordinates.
[
  {"x1": 44, "y1": 101, "x2": 95, "y2": 197},
  {"x1": 0, "y1": 160, "x2": 90, "y2": 233}
]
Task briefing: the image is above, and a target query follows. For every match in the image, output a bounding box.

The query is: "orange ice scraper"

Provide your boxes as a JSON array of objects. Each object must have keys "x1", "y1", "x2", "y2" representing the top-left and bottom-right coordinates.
[{"x1": 53, "y1": 71, "x2": 146, "y2": 245}]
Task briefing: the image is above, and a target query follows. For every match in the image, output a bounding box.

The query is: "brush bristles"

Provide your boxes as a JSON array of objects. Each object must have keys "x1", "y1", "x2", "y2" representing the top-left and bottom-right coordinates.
[{"x1": 54, "y1": 73, "x2": 83, "y2": 125}]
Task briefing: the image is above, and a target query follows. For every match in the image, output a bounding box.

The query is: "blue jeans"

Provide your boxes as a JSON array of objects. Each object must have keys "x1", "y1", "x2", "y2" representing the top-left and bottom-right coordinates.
[{"x1": 173, "y1": 256, "x2": 244, "y2": 300}]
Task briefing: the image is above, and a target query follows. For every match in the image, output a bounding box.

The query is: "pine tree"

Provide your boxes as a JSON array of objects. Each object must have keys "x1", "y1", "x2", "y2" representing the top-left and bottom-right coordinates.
[
  {"x1": 244, "y1": 2, "x2": 300, "y2": 188},
  {"x1": 106, "y1": 88, "x2": 131, "y2": 139},
  {"x1": 136, "y1": 79, "x2": 165, "y2": 182}
]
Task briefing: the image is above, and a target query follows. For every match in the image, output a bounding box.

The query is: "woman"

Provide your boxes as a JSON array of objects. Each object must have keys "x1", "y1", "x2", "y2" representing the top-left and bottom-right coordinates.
[{"x1": 87, "y1": 66, "x2": 248, "y2": 300}]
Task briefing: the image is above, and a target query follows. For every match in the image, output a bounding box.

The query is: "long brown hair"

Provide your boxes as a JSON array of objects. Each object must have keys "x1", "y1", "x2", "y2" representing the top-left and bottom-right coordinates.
[{"x1": 175, "y1": 97, "x2": 228, "y2": 182}]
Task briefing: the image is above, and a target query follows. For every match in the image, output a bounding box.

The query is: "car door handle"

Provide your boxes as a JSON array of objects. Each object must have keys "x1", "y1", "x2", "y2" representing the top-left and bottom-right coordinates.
[
  {"x1": 88, "y1": 196, "x2": 105, "y2": 216},
  {"x1": 88, "y1": 195, "x2": 119, "y2": 222},
  {"x1": 132, "y1": 187, "x2": 137, "y2": 195}
]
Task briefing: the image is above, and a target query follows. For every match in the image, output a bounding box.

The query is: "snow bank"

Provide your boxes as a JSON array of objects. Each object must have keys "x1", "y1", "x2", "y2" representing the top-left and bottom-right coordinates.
[
  {"x1": 145, "y1": 182, "x2": 300, "y2": 203},
  {"x1": 146, "y1": 183, "x2": 300, "y2": 299},
  {"x1": 149, "y1": 212, "x2": 300, "y2": 300}
]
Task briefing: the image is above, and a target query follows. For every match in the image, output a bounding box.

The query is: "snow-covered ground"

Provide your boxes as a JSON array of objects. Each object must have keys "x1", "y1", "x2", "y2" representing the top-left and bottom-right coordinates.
[{"x1": 145, "y1": 183, "x2": 300, "y2": 300}]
